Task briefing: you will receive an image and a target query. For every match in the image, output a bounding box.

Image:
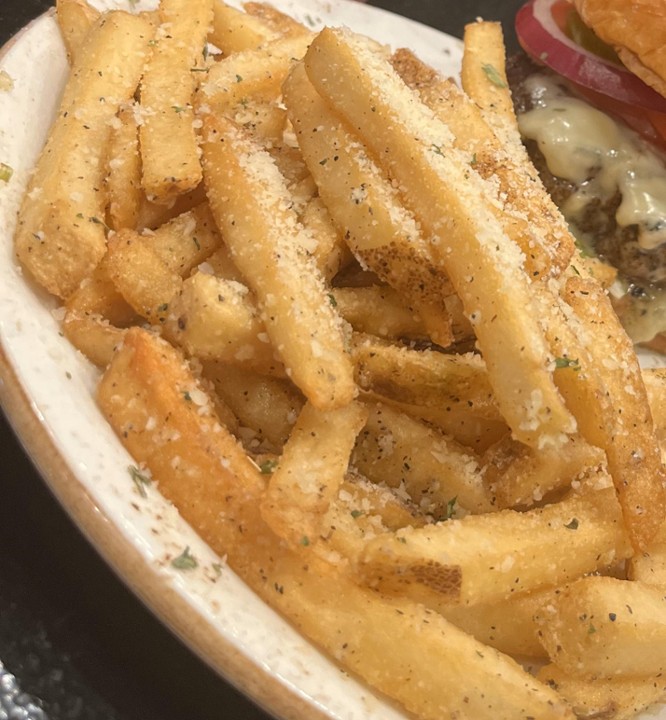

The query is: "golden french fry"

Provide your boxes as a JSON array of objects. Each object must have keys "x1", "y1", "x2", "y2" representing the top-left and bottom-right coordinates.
[
  {"x1": 331, "y1": 286, "x2": 429, "y2": 341},
  {"x1": 243, "y1": 2, "x2": 309, "y2": 37},
  {"x1": 482, "y1": 434, "x2": 606, "y2": 509},
  {"x1": 55, "y1": 0, "x2": 100, "y2": 64},
  {"x1": 536, "y1": 575, "x2": 666, "y2": 678},
  {"x1": 538, "y1": 663, "x2": 666, "y2": 720},
  {"x1": 200, "y1": 112, "x2": 355, "y2": 410},
  {"x1": 107, "y1": 103, "x2": 142, "y2": 231},
  {"x1": 392, "y1": 47, "x2": 574, "y2": 280},
  {"x1": 562, "y1": 275, "x2": 666, "y2": 551},
  {"x1": 165, "y1": 272, "x2": 283, "y2": 375},
  {"x1": 98, "y1": 328, "x2": 573, "y2": 720},
  {"x1": 209, "y1": 0, "x2": 279, "y2": 54},
  {"x1": 260, "y1": 400, "x2": 368, "y2": 549},
  {"x1": 352, "y1": 402, "x2": 494, "y2": 515},
  {"x1": 300, "y1": 197, "x2": 352, "y2": 282},
  {"x1": 200, "y1": 34, "x2": 312, "y2": 111},
  {"x1": 440, "y1": 585, "x2": 556, "y2": 659},
  {"x1": 140, "y1": 203, "x2": 223, "y2": 275},
  {"x1": 105, "y1": 230, "x2": 182, "y2": 323},
  {"x1": 304, "y1": 28, "x2": 576, "y2": 448},
  {"x1": 357, "y1": 479, "x2": 630, "y2": 607},
  {"x1": 14, "y1": 11, "x2": 155, "y2": 298},
  {"x1": 461, "y1": 21, "x2": 521, "y2": 146},
  {"x1": 202, "y1": 361, "x2": 303, "y2": 449},
  {"x1": 139, "y1": 0, "x2": 213, "y2": 203},
  {"x1": 352, "y1": 335, "x2": 501, "y2": 422},
  {"x1": 62, "y1": 311, "x2": 126, "y2": 368},
  {"x1": 284, "y1": 62, "x2": 455, "y2": 347}
]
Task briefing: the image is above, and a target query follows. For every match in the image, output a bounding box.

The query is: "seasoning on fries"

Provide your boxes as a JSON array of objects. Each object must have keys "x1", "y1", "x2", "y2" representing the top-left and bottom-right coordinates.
[{"x1": 14, "y1": 1, "x2": 666, "y2": 718}]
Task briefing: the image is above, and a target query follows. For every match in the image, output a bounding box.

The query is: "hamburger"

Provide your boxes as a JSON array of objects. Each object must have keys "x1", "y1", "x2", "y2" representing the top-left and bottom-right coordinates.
[{"x1": 509, "y1": 0, "x2": 666, "y2": 352}]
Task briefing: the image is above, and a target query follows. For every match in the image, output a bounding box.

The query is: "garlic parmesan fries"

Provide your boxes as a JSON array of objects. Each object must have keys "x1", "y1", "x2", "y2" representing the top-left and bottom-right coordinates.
[{"x1": 14, "y1": 1, "x2": 666, "y2": 719}]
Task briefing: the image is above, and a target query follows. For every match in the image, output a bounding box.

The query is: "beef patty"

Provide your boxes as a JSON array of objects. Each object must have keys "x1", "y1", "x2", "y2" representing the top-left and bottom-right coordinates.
[{"x1": 506, "y1": 53, "x2": 666, "y2": 288}]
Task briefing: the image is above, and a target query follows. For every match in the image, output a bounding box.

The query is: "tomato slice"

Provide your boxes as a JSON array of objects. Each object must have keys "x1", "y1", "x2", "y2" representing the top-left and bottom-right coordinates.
[{"x1": 515, "y1": 0, "x2": 666, "y2": 146}]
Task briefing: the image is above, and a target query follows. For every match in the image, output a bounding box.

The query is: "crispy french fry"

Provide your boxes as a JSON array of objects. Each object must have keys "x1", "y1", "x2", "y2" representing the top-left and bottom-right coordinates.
[
  {"x1": 284, "y1": 62, "x2": 455, "y2": 347},
  {"x1": 141, "y1": 203, "x2": 223, "y2": 275},
  {"x1": 300, "y1": 197, "x2": 351, "y2": 282},
  {"x1": 260, "y1": 400, "x2": 368, "y2": 549},
  {"x1": 460, "y1": 22, "x2": 520, "y2": 147},
  {"x1": 483, "y1": 434, "x2": 606, "y2": 509},
  {"x1": 62, "y1": 311, "x2": 126, "y2": 368},
  {"x1": 139, "y1": 0, "x2": 213, "y2": 202},
  {"x1": 352, "y1": 335, "x2": 500, "y2": 422},
  {"x1": 352, "y1": 402, "x2": 494, "y2": 515},
  {"x1": 56, "y1": 0, "x2": 100, "y2": 64},
  {"x1": 562, "y1": 275, "x2": 666, "y2": 551},
  {"x1": 200, "y1": 34, "x2": 312, "y2": 111},
  {"x1": 331, "y1": 286, "x2": 429, "y2": 341},
  {"x1": 304, "y1": 28, "x2": 576, "y2": 448},
  {"x1": 243, "y1": 2, "x2": 309, "y2": 37},
  {"x1": 440, "y1": 586, "x2": 556, "y2": 659},
  {"x1": 200, "y1": 113, "x2": 355, "y2": 409},
  {"x1": 107, "y1": 103, "x2": 142, "y2": 231},
  {"x1": 14, "y1": 11, "x2": 155, "y2": 298},
  {"x1": 538, "y1": 663, "x2": 666, "y2": 720},
  {"x1": 202, "y1": 361, "x2": 303, "y2": 449},
  {"x1": 392, "y1": 47, "x2": 574, "y2": 280},
  {"x1": 357, "y1": 479, "x2": 631, "y2": 607},
  {"x1": 209, "y1": 1, "x2": 279, "y2": 54},
  {"x1": 165, "y1": 272, "x2": 283, "y2": 374},
  {"x1": 105, "y1": 229, "x2": 182, "y2": 323},
  {"x1": 98, "y1": 328, "x2": 574, "y2": 720},
  {"x1": 536, "y1": 576, "x2": 666, "y2": 678}
]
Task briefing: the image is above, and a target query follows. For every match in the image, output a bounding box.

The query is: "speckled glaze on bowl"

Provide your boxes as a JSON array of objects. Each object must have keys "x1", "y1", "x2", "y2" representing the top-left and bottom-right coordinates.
[{"x1": 0, "y1": 3, "x2": 463, "y2": 719}]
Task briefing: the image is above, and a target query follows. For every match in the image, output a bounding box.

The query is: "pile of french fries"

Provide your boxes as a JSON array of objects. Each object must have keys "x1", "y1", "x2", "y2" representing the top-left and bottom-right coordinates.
[{"x1": 15, "y1": 0, "x2": 666, "y2": 717}]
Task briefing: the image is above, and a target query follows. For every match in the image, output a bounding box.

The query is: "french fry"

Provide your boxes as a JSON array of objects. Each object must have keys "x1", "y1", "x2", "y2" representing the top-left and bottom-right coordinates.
[
  {"x1": 107, "y1": 103, "x2": 142, "y2": 231},
  {"x1": 483, "y1": 434, "x2": 606, "y2": 509},
  {"x1": 460, "y1": 21, "x2": 521, "y2": 147},
  {"x1": 202, "y1": 361, "x2": 303, "y2": 449},
  {"x1": 55, "y1": 0, "x2": 100, "y2": 64},
  {"x1": 284, "y1": 62, "x2": 455, "y2": 347},
  {"x1": 209, "y1": 1, "x2": 279, "y2": 54},
  {"x1": 140, "y1": 203, "x2": 223, "y2": 276},
  {"x1": 440, "y1": 585, "x2": 556, "y2": 658},
  {"x1": 357, "y1": 479, "x2": 631, "y2": 607},
  {"x1": 105, "y1": 229, "x2": 182, "y2": 323},
  {"x1": 391, "y1": 47, "x2": 574, "y2": 280},
  {"x1": 562, "y1": 275, "x2": 666, "y2": 551},
  {"x1": 260, "y1": 400, "x2": 368, "y2": 549},
  {"x1": 643, "y1": 367, "x2": 666, "y2": 450},
  {"x1": 200, "y1": 34, "x2": 312, "y2": 111},
  {"x1": 62, "y1": 311, "x2": 126, "y2": 368},
  {"x1": 98, "y1": 327, "x2": 574, "y2": 720},
  {"x1": 331, "y1": 286, "x2": 429, "y2": 341},
  {"x1": 351, "y1": 335, "x2": 501, "y2": 422},
  {"x1": 300, "y1": 198, "x2": 352, "y2": 282},
  {"x1": 538, "y1": 663, "x2": 666, "y2": 720},
  {"x1": 139, "y1": 0, "x2": 213, "y2": 203},
  {"x1": 352, "y1": 402, "x2": 494, "y2": 515},
  {"x1": 304, "y1": 28, "x2": 576, "y2": 448},
  {"x1": 14, "y1": 11, "x2": 155, "y2": 299},
  {"x1": 314, "y1": 473, "x2": 429, "y2": 564},
  {"x1": 200, "y1": 112, "x2": 355, "y2": 410},
  {"x1": 165, "y1": 272, "x2": 283, "y2": 375},
  {"x1": 536, "y1": 576, "x2": 666, "y2": 678},
  {"x1": 64, "y1": 260, "x2": 135, "y2": 326},
  {"x1": 243, "y1": 2, "x2": 309, "y2": 37}
]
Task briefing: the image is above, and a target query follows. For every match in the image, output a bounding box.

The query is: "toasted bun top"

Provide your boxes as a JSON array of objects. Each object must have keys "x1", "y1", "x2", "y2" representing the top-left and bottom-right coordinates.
[{"x1": 573, "y1": 0, "x2": 666, "y2": 97}]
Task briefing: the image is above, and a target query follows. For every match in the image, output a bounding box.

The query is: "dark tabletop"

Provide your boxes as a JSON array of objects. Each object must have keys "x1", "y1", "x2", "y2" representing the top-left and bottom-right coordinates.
[{"x1": 0, "y1": 1, "x2": 524, "y2": 718}]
